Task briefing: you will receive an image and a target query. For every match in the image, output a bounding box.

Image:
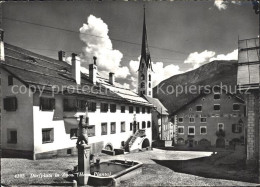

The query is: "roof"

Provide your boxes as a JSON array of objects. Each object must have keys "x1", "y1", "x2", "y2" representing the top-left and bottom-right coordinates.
[
  {"x1": 170, "y1": 86, "x2": 244, "y2": 116},
  {"x1": 237, "y1": 38, "x2": 260, "y2": 90},
  {"x1": 0, "y1": 43, "x2": 153, "y2": 107},
  {"x1": 143, "y1": 95, "x2": 168, "y2": 115}
]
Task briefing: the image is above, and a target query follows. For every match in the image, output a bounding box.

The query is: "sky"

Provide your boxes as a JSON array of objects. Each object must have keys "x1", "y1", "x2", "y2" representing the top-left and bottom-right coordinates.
[{"x1": 2, "y1": 1, "x2": 259, "y2": 91}]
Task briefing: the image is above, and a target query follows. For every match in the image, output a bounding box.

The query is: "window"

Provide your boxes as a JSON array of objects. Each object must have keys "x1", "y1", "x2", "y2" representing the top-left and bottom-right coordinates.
[
  {"x1": 42, "y1": 128, "x2": 54, "y2": 144},
  {"x1": 214, "y1": 104, "x2": 220, "y2": 111},
  {"x1": 233, "y1": 104, "x2": 240, "y2": 111},
  {"x1": 149, "y1": 74, "x2": 151, "y2": 81},
  {"x1": 142, "y1": 121, "x2": 146, "y2": 129},
  {"x1": 178, "y1": 117, "x2": 183, "y2": 123},
  {"x1": 121, "y1": 106, "x2": 125, "y2": 113},
  {"x1": 77, "y1": 99, "x2": 87, "y2": 112},
  {"x1": 8, "y1": 75, "x2": 13, "y2": 86},
  {"x1": 141, "y1": 82, "x2": 145, "y2": 88},
  {"x1": 141, "y1": 74, "x2": 145, "y2": 80},
  {"x1": 111, "y1": 122, "x2": 116, "y2": 134},
  {"x1": 101, "y1": 103, "x2": 108, "y2": 112},
  {"x1": 121, "y1": 122, "x2": 125, "y2": 132},
  {"x1": 147, "y1": 121, "x2": 151, "y2": 128},
  {"x1": 142, "y1": 107, "x2": 146, "y2": 113},
  {"x1": 189, "y1": 117, "x2": 195, "y2": 123},
  {"x1": 70, "y1": 128, "x2": 78, "y2": 139},
  {"x1": 136, "y1": 107, "x2": 140, "y2": 114},
  {"x1": 7, "y1": 129, "x2": 17, "y2": 144},
  {"x1": 200, "y1": 117, "x2": 207, "y2": 123},
  {"x1": 200, "y1": 126, "x2": 207, "y2": 134},
  {"x1": 218, "y1": 123, "x2": 224, "y2": 131},
  {"x1": 88, "y1": 102, "x2": 97, "y2": 112},
  {"x1": 130, "y1": 123, "x2": 133, "y2": 131},
  {"x1": 232, "y1": 124, "x2": 242, "y2": 133},
  {"x1": 101, "y1": 123, "x2": 107, "y2": 135},
  {"x1": 147, "y1": 107, "x2": 151, "y2": 114},
  {"x1": 196, "y1": 105, "x2": 202, "y2": 112},
  {"x1": 214, "y1": 93, "x2": 220, "y2": 100},
  {"x1": 87, "y1": 125, "x2": 95, "y2": 137},
  {"x1": 4, "y1": 97, "x2": 17, "y2": 111},
  {"x1": 149, "y1": 91, "x2": 151, "y2": 95},
  {"x1": 110, "y1": 104, "x2": 116, "y2": 113},
  {"x1": 178, "y1": 126, "x2": 184, "y2": 134},
  {"x1": 40, "y1": 97, "x2": 55, "y2": 111},
  {"x1": 129, "y1": 106, "x2": 134, "y2": 113},
  {"x1": 63, "y1": 99, "x2": 76, "y2": 111},
  {"x1": 143, "y1": 91, "x2": 145, "y2": 94},
  {"x1": 188, "y1": 126, "x2": 195, "y2": 135},
  {"x1": 149, "y1": 83, "x2": 151, "y2": 88}
]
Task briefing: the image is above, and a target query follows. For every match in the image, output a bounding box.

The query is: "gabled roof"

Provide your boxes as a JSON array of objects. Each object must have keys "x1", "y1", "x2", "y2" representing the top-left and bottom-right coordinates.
[
  {"x1": 170, "y1": 86, "x2": 244, "y2": 116},
  {"x1": 0, "y1": 43, "x2": 153, "y2": 107},
  {"x1": 143, "y1": 95, "x2": 168, "y2": 115},
  {"x1": 237, "y1": 38, "x2": 260, "y2": 90}
]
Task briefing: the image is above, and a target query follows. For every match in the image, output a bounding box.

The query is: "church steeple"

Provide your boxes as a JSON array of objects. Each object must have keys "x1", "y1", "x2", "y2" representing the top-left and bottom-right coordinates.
[{"x1": 138, "y1": 5, "x2": 153, "y2": 97}]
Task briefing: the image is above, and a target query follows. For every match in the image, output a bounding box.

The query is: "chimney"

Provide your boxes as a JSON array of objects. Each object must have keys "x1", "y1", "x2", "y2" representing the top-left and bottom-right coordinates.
[
  {"x1": 58, "y1": 51, "x2": 65, "y2": 61},
  {"x1": 0, "y1": 29, "x2": 4, "y2": 61},
  {"x1": 109, "y1": 72, "x2": 115, "y2": 85},
  {"x1": 71, "y1": 53, "x2": 81, "y2": 85},
  {"x1": 89, "y1": 56, "x2": 97, "y2": 85}
]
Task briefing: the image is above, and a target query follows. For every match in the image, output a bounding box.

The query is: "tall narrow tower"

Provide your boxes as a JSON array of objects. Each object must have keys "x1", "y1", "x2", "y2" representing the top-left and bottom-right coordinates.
[{"x1": 138, "y1": 6, "x2": 153, "y2": 97}]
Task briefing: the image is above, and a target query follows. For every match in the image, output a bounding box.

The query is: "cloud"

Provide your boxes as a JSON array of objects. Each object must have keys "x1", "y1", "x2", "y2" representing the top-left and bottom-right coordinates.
[
  {"x1": 214, "y1": 0, "x2": 241, "y2": 10},
  {"x1": 79, "y1": 15, "x2": 129, "y2": 79},
  {"x1": 210, "y1": 49, "x2": 238, "y2": 61},
  {"x1": 184, "y1": 50, "x2": 216, "y2": 69},
  {"x1": 129, "y1": 56, "x2": 183, "y2": 88}
]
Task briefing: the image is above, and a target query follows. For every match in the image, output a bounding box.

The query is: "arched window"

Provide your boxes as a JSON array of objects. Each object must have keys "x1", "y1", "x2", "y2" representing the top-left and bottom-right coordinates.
[
  {"x1": 141, "y1": 82, "x2": 145, "y2": 88},
  {"x1": 149, "y1": 74, "x2": 151, "y2": 81},
  {"x1": 149, "y1": 83, "x2": 151, "y2": 88},
  {"x1": 141, "y1": 74, "x2": 145, "y2": 80}
]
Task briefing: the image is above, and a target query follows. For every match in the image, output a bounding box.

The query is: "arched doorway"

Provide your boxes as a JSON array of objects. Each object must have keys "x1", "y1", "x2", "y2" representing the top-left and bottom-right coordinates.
[
  {"x1": 105, "y1": 144, "x2": 113, "y2": 151},
  {"x1": 141, "y1": 138, "x2": 150, "y2": 148},
  {"x1": 216, "y1": 138, "x2": 225, "y2": 148}
]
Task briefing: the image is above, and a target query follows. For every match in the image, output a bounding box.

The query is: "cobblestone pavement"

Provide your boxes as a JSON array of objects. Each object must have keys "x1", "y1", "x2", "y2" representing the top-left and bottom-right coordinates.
[{"x1": 99, "y1": 148, "x2": 258, "y2": 186}]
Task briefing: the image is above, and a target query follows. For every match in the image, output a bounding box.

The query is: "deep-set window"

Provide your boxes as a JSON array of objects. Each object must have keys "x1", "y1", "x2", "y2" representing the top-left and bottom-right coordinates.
[
  {"x1": 121, "y1": 122, "x2": 125, "y2": 132},
  {"x1": 130, "y1": 123, "x2": 133, "y2": 131},
  {"x1": 233, "y1": 104, "x2": 240, "y2": 111},
  {"x1": 189, "y1": 117, "x2": 195, "y2": 123},
  {"x1": 142, "y1": 121, "x2": 146, "y2": 129},
  {"x1": 88, "y1": 102, "x2": 97, "y2": 112},
  {"x1": 110, "y1": 104, "x2": 116, "y2": 113},
  {"x1": 178, "y1": 126, "x2": 184, "y2": 134},
  {"x1": 121, "y1": 106, "x2": 125, "y2": 113},
  {"x1": 188, "y1": 126, "x2": 195, "y2": 135},
  {"x1": 214, "y1": 93, "x2": 220, "y2": 100},
  {"x1": 42, "y1": 128, "x2": 54, "y2": 144},
  {"x1": 70, "y1": 128, "x2": 78, "y2": 139},
  {"x1": 40, "y1": 97, "x2": 55, "y2": 111},
  {"x1": 147, "y1": 121, "x2": 151, "y2": 128},
  {"x1": 218, "y1": 123, "x2": 224, "y2": 131},
  {"x1": 147, "y1": 107, "x2": 151, "y2": 114},
  {"x1": 200, "y1": 117, "x2": 207, "y2": 123},
  {"x1": 8, "y1": 75, "x2": 13, "y2": 86},
  {"x1": 101, "y1": 103, "x2": 109, "y2": 113},
  {"x1": 200, "y1": 126, "x2": 207, "y2": 134},
  {"x1": 7, "y1": 129, "x2": 17, "y2": 144},
  {"x1": 214, "y1": 104, "x2": 220, "y2": 111},
  {"x1": 196, "y1": 105, "x2": 202, "y2": 112},
  {"x1": 178, "y1": 117, "x2": 183, "y2": 123},
  {"x1": 4, "y1": 97, "x2": 17, "y2": 111},
  {"x1": 232, "y1": 124, "x2": 242, "y2": 133},
  {"x1": 101, "y1": 123, "x2": 107, "y2": 135},
  {"x1": 136, "y1": 107, "x2": 140, "y2": 114},
  {"x1": 63, "y1": 99, "x2": 75, "y2": 111},
  {"x1": 142, "y1": 107, "x2": 146, "y2": 113},
  {"x1": 87, "y1": 125, "x2": 95, "y2": 137},
  {"x1": 111, "y1": 122, "x2": 116, "y2": 134},
  {"x1": 77, "y1": 99, "x2": 87, "y2": 112},
  {"x1": 129, "y1": 106, "x2": 134, "y2": 113}
]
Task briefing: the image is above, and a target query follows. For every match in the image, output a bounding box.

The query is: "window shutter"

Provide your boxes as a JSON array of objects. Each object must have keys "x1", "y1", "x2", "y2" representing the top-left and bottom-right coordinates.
[
  {"x1": 232, "y1": 124, "x2": 236, "y2": 133},
  {"x1": 13, "y1": 97, "x2": 17, "y2": 111},
  {"x1": 239, "y1": 125, "x2": 242, "y2": 133},
  {"x1": 92, "y1": 102, "x2": 96, "y2": 111},
  {"x1": 3, "y1": 98, "x2": 9, "y2": 110},
  {"x1": 51, "y1": 98, "x2": 55, "y2": 110}
]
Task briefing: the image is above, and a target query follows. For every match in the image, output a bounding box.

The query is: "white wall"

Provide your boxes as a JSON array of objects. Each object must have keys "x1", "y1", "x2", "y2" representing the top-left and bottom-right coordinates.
[{"x1": 1, "y1": 69, "x2": 34, "y2": 151}]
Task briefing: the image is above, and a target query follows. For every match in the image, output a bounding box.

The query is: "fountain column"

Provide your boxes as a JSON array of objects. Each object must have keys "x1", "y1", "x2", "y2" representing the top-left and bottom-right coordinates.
[{"x1": 77, "y1": 144, "x2": 91, "y2": 185}]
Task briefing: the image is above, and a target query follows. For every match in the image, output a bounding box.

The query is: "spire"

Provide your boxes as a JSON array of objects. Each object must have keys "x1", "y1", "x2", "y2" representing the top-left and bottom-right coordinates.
[{"x1": 138, "y1": 5, "x2": 152, "y2": 71}]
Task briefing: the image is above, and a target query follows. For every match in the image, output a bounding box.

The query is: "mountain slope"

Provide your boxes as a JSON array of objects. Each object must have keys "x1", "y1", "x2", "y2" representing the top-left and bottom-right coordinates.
[{"x1": 153, "y1": 60, "x2": 238, "y2": 115}]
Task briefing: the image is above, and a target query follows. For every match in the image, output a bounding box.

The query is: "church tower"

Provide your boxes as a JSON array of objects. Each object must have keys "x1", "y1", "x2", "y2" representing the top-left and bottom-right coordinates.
[{"x1": 138, "y1": 6, "x2": 153, "y2": 97}]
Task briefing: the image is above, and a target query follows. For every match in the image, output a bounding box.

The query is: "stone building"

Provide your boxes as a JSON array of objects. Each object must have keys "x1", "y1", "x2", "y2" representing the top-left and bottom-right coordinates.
[
  {"x1": 237, "y1": 37, "x2": 260, "y2": 167},
  {"x1": 172, "y1": 87, "x2": 245, "y2": 148}
]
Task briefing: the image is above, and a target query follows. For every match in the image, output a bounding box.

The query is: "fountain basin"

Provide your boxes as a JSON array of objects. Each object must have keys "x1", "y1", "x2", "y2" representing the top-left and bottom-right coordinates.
[{"x1": 74, "y1": 159, "x2": 143, "y2": 186}]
